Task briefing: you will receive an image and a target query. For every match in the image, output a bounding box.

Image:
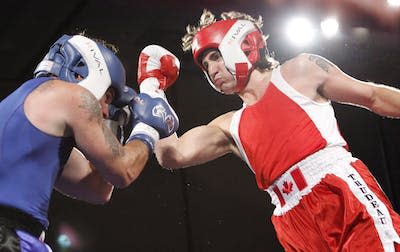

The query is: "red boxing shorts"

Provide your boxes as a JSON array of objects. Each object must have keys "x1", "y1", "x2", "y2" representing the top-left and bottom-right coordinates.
[{"x1": 267, "y1": 147, "x2": 400, "y2": 252}]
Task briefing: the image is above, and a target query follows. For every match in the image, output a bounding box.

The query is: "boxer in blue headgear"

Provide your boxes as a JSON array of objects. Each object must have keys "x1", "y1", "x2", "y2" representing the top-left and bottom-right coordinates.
[
  {"x1": 0, "y1": 34, "x2": 179, "y2": 252},
  {"x1": 34, "y1": 34, "x2": 134, "y2": 107},
  {"x1": 34, "y1": 34, "x2": 136, "y2": 140}
]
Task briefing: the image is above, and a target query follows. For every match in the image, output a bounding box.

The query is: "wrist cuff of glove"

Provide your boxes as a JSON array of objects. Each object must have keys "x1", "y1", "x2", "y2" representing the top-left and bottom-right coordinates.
[
  {"x1": 140, "y1": 78, "x2": 166, "y2": 98},
  {"x1": 127, "y1": 122, "x2": 160, "y2": 153},
  {"x1": 127, "y1": 134, "x2": 155, "y2": 153}
]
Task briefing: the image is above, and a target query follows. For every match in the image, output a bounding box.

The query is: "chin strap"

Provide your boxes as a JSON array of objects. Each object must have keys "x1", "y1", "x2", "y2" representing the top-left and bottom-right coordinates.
[{"x1": 234, "y1": 62, "x2": 250, "y2": 93}]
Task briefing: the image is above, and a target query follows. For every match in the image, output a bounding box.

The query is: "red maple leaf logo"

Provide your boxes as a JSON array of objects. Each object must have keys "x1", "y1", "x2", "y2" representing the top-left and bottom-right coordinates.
[{"x1": 282, "y1": 181, "x2": 293, "y2": 195}]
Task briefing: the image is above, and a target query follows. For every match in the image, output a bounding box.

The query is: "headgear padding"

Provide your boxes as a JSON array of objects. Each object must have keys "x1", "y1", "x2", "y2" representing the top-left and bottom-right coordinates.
[
  {"x1": 192, "y1": 19, "x2": 266, "y2": 93},
  {"x1": 34, "y1": 34, "x2": 134, "y2": 107}
]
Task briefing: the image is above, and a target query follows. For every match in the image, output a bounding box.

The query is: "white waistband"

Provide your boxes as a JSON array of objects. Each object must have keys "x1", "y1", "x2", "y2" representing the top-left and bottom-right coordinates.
[{"x1": 266, "y1": 147, "x2": 355, "y2": 216}]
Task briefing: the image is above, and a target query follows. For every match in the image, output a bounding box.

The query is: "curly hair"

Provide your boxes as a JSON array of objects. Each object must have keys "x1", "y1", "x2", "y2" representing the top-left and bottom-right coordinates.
[
  {"x1": 182, "y1": 9, "x2": 264, "y2": 52},
  {"x1": 182, "y1": 9, "x2": 278, "y2": 71},
  {"x1": 78, "y1": 31, "x2": 119, "y2": 54}
]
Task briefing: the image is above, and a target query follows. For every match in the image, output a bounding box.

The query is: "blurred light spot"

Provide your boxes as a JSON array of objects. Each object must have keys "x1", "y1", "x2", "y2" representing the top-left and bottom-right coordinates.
[
  {"x1": 387, "y1": 0, "x2": 400, "y2": 7},
  {"x1": 352, "y1": 27, "x2": 370, "y2": 42},
  {"x1": 285, "y1": 17, "x2": 315, "y2": 46},
  {"x1": 57, "y1": 223, "x2": 82, "y2": 250},
  {"x1": 57, "y1": 234, "x2": 71, "y2": 249},
  {"x1": 321, "y1": 17, "x2": 339, "y2": 38}
]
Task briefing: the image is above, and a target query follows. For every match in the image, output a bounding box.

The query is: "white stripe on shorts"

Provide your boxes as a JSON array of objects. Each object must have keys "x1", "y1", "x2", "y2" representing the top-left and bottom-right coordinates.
[{"x1": 336, "y1": 163, "x2": 400, "y2": 252}]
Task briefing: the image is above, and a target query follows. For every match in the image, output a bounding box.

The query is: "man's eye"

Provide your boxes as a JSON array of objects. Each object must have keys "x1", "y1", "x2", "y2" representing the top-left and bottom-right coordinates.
[{"x1": 211, "y1": 53, "x2": 220, "y2": 60}]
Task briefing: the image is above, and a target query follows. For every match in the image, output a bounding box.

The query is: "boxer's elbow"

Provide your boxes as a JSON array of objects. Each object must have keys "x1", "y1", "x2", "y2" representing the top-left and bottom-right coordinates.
[
  {"x1": 155, "y1": 149, "x2": 184, "y2": 170},
  {"x1": 106, "y1": 170, "x2": 139, "y2": 189},
  {"x1": 113, "y1": 173, "x2": 139, "y2": 188},
  {"x1": 76, "y1": 184, "x2": 114, "y2": 205},
  {"x1": 159, "y1": 158, "x2": 183, "y2": 170},
  {"x1": 90, "y1": 190, "x2": 113, "y2": 205},
  {"x1": 101, "y1": 191, "x2": 112, "y2": 204}
]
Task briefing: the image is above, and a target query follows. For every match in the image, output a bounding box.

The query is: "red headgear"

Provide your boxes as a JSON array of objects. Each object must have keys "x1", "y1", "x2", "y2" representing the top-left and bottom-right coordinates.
[{"x1": 192, "y1": 19, "x2": 266, "y2": 93}]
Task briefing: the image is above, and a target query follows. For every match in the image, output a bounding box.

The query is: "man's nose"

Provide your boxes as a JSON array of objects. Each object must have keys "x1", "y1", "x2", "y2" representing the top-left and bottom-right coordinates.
[{"x1": 208, "y1": 62, "x2": 219, "y2": 79}]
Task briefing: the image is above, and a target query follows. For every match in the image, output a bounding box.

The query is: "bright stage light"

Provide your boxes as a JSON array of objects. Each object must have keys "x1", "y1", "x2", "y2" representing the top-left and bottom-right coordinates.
[
  {"x1": 387, "y1": 0, "x2": 400, "y2": 7},
  {"x1": 320, "y1": 17, "x2": 339, "y2": 38},
  {"x1": 285, "y1": 17, "x2": 316, "y2": 46}
]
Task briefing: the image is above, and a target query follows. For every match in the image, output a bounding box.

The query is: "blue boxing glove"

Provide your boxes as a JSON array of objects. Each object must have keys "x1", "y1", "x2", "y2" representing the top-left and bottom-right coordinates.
[
  {"x1": 126, "y1": 93, "x2": 179, "y2": 152},
  {"x1": 105, "y1": 104, "x2": 132, "y2": 144},
  {"x1": 106, "y1": 87, "x2": 138, "y2": 144}
]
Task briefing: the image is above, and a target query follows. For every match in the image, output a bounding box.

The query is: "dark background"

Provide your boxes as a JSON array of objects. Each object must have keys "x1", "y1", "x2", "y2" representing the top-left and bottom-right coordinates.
[{"x1": 0, "y1": 0, "x2": 399, "y2": 251}]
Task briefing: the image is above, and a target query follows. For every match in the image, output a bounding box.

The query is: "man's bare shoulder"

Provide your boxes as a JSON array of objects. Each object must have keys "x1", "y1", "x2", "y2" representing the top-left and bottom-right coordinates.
[
  {"x1": 25, "y1": 79, "x2": 100, "y2": 136},
  {"x1": 209, "y1": 111, "x2": 236, "y2": 131},
  {"x1": 280, "y1": 53, "x2": 315, "y2": 73},
  {"x1": 279, "y1": 54, "x2": 335, "y2": 100},
  {"x1": 282, "y1": 53, "x2": 336, "y2": 74},
  {"x1": 34, "y1": 79, "x2": 86, "y2": 95},
  {"x1": 32, "y1": 79, "x2": 98, "y2": 109}
]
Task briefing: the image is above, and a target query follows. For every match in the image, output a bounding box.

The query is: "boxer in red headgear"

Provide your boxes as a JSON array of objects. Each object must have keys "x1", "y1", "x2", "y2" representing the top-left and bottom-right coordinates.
[
  {"x1": 153, "y1": 9, "x2": 400, "y2": 252},
  {"x1": 189, "y1": 11, "x2": 276, "y2": 94}
]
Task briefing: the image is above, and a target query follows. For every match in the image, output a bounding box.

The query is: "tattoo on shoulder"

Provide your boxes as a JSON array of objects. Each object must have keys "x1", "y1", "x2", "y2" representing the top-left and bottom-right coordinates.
[
  {"x1": 101, "y1": 123, "x2": 125, "y2": 158},
  {"x1": 78, "y1": 90, "x2": 102, "y2": 122},
  {"x1": 308, "y1": 55, "x2": 333, "y2": 73}
]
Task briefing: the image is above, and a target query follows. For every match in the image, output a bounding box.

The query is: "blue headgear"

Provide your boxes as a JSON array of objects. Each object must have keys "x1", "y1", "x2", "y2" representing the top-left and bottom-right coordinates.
[{"x1": 34, "y1": 34, "x2": 135, "y2": 107}]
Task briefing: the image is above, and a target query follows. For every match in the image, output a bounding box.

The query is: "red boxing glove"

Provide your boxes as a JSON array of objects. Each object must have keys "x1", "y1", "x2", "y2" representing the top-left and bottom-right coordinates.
[{"x1": 137, "y1": 45, "x2": 180, "y2": 95}]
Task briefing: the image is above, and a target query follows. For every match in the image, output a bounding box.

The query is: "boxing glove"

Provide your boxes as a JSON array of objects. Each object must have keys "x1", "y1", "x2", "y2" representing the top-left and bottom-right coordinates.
[
  {"x1": 126, "y1": 93, "x2": 179, "y2": 152},
  {"x1": 106, "y1": 104, "x2": 132, "y2": 144},
  {"x1": 137, "y1": 45, "x2": 180, "y2": 98},
  {"x1": 106, "y1": 87, "x2": 137, "y2": 143}
]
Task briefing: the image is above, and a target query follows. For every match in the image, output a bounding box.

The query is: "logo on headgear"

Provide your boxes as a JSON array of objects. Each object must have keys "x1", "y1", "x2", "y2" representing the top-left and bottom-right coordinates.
[
  {"x1": 231, "y1": 22, "x2": 246, "y2": 40},
  {"x1": 90, "y1": 49, "x2": 104, "y2": 74}
]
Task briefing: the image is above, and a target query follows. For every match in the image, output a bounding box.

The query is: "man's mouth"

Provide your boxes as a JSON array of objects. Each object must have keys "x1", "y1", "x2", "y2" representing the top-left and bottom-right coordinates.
[{"x1": 214, "y1": 78, "x2": 223, "y2": 86}]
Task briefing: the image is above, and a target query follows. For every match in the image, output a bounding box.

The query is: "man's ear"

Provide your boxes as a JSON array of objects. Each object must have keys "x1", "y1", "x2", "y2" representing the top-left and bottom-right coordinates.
[{"x1": 105, "y1": 87, "x2": 116, "y2": 104}]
